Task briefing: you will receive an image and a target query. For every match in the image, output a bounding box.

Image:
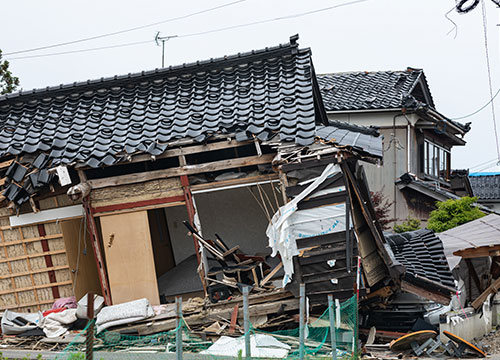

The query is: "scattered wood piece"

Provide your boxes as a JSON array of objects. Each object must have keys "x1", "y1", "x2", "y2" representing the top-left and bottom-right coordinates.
[
  {"x1": 260, "y1": 261, "x2": 283, "y2": 287},
  {"x1": 472, "y1": 275, "x2": 500, "y2": 309},
  {"x1": 229, "y1": 304, "x2": 239, "y2": 334}
]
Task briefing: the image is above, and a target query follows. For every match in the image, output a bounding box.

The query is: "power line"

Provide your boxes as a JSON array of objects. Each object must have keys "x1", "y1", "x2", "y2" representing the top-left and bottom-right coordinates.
[
  {"x1": 3, "y1": 0, "x2": 247, "y2": 56},
  {"x1": 450, "y1": 86, "x2": 500, "y2": 120},
  {"x1": 177, "y1": 0, "x2": 369, "y2": 39},
  {"x1": 480, "y1": 0, "x2": 500, "y2": 161},
  {"x1": 6, "y1": 0, "x2": 369, "y2": 61},
  {"x1": 8, "y1": 40, "x2": 153, "y2": 60},
  {"x1": 469, "y1": 157, "x2": 499, "y2": 170}
]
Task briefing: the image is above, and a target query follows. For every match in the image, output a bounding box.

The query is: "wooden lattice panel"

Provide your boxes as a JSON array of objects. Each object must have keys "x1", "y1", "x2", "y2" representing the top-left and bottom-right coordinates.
[{"x1": 0, "y1": 196, "x2": 74, "y2": 312}]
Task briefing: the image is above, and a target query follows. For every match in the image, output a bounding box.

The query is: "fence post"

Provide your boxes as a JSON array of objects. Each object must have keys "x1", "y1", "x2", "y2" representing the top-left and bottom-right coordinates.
[
  {"x1": 243, "y1": 286, "x2": 251, "y2": 359},
  {"x1": 299, "y1": 283, "x2": 305, "y2": 360},
  {"x1": 328, "y1": 294, "x2": 337, "y2": 360},
  {"x1": 85, "y1": 293, "x2": 94, "y2": 360},
  {"x1": 176, "y1": 296, "x2": 183, "y2": 360}
]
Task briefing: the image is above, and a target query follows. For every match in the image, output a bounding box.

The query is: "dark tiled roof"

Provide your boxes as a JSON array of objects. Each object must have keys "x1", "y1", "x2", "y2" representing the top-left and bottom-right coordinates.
[
  {"x1": 316, "y1": 120, "x2": 383, "y2": 158},
  {"x1": 469, "y1": 174, "x2": 500, "y2": 200},
  {"x1": 385, "y1": 229, "x2": 455, "y2": 294},
  {"x1": 317, "y1": 68, "x2": 432, "y2": 111},
  {"x1": 0, "y1": 37, "x2": 320, "y2": 168}
]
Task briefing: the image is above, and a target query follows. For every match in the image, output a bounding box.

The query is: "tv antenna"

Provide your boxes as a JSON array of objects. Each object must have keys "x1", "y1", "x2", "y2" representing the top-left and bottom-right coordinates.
[{"x1": 155, "y1": 32, "x2": 178, "y2": 68}]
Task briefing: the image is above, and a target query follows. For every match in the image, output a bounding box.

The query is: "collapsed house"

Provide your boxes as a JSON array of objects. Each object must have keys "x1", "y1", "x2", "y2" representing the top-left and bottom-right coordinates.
[{"x1": 0, "y1": 36, "x2": 457, "y2": 346}]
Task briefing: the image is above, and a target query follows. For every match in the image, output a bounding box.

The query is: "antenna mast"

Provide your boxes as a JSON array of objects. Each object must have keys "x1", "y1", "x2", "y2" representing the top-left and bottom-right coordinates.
[{"x1": 155, "y1": 32, "x2": 178, "y2": 68}]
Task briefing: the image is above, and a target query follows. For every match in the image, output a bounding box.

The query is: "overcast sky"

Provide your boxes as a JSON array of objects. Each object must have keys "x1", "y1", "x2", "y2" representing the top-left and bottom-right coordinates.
[{"x1": 1, "y1": 0, "x2": 499, "y2": 171}]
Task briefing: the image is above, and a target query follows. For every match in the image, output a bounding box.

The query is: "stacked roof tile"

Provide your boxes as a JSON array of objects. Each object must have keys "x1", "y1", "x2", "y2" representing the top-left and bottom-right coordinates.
[
  {"x1": 385, "y1": 229, "x2": 455, "y2": 295},
  {"x1": 317, "y1": 68, "x2": 431, "y2": 111},
  {"x1": 469, "y1": 173, "x2": 500, "y2": 200},
  {"x1": 0, "y1": 37, "x2": 320, "y2": 168}
]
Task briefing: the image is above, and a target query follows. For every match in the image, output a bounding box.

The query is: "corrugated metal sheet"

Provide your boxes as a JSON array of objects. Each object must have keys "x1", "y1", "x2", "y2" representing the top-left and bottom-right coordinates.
[{"x1": 437, "y1": 213, "x2": 500, "y2": 270}]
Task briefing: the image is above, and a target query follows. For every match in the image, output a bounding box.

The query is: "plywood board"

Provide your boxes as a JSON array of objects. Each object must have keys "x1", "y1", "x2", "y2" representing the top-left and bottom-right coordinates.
[
  {"x1": 61, "y1": 218, "x2": 101, "y2": 301},
  {"x1": 100, "y1": 211, "x2": 160, "y2": 305}
]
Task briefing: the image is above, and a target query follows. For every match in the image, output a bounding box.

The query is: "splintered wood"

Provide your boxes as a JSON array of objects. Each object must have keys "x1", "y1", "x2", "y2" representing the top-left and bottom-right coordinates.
[{"x1": 0, "y1": 196, "x2": 74, "y2": 312}]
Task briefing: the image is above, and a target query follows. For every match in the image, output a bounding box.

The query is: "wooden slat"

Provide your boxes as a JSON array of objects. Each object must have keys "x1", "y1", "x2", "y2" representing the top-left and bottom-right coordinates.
[
  {"x1": 0, "y1": 159, "x2": 14, "y2": 170},
  {"x1": 0, "y1": 233, "x2": 63, "y2": 247},
  {"x1": 0, "y1": 249, "x2": 66, "y2": 264},
  {"x1": 472, "y1": 276, "x2": 500, "y2": 309},
  {"x1": 129, "y1": 139, "x2": 254, "y2": 164},
  {"x1": 17, "y1": 228, "x2": 40, "y2": 309},
  {"x1": 0, "y1": 299, "x2": 56, "y2": 311},
  {"x1": 0, "y1": 280, "x2": 73, "y2": 296},
  {"x1": 0, "y1": 224, "x2": 19, "y2": 309},
  {"x1": 88, "y1": 153, "x2": 274, "y2": 189},
  {"x1": 0, "y1": 265, "x2": 70, "y2": 280}
]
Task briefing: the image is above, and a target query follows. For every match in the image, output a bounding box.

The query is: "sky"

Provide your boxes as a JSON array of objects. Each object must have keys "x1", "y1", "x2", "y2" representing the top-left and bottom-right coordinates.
[{"x1": 1, "y1": 0, "x2": 499, "y2": 171}]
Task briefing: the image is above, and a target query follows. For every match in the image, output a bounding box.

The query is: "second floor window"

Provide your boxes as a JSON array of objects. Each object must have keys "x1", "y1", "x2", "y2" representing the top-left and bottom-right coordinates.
[{"x1": 424, "y1": 139, "x2": 450, "y2": 180}]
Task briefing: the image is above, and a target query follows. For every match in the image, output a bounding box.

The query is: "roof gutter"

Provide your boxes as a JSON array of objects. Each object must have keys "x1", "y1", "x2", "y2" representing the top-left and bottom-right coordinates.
[
  {"x1": 326, "y1": 108, "x2": 402, "y2": 114},
  {"x1": 425, "y1": 108, "x2": 466, "y2": 135}
]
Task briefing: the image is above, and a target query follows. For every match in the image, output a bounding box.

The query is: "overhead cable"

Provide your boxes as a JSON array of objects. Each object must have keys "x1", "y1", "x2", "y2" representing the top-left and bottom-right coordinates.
[
  {"x1": 7, "y1": 0, "x2": 369, "y2": 61},
  {"x1": 450, "y1": 86, "x2": 500, "y2": 120},
  {"x1": 3, "y1": 0, "x2": 247, "y2": 56},
  {"x1": 480, "y1": 0, "x2": 500, "y2": 161}
]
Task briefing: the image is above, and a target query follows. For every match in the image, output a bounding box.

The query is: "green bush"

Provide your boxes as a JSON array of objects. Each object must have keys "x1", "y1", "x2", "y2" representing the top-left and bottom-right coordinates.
[
  {"x1": 427, "y1": 196, "x2": 485, "y2": 233},
  {"x1": 393, "y1": 217, "x2": 421, "y2": 233}
]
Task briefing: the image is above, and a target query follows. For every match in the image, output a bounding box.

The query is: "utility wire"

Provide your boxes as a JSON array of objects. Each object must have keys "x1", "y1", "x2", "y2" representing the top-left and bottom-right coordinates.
[
  {"x1": 450, "y1": 86, "x2": 500, "y2": 120},
  {"x1": 469, "y1": 157, "x2": 498, "y2": 170},
  {"x1": 7, "y1": 0, "x2": 369, "y2": 61},
  {"x1": 3, "y1": 0, "x2": 247, "y2": 56},
  {"x1": 480, "y1": 0, "x2": 500, "y2": 161}
]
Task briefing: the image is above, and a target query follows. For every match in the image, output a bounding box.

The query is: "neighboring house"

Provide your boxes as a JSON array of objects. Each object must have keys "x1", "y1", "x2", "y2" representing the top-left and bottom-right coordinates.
[
  {"x1": 318, "y1": 69, "x2": 472, "y2": 224},
  {"x1": 469, "y1": 172, "x2": 500, "y2": 212}
]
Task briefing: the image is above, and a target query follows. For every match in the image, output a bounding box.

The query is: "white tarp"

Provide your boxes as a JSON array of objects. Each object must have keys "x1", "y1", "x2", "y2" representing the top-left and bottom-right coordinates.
[
  {"x1": 200, "y1": 333, "x2": 291, "y2": 358},
  {"x1": 266, "y1": 163, "x2": 345, "y2": 286}
]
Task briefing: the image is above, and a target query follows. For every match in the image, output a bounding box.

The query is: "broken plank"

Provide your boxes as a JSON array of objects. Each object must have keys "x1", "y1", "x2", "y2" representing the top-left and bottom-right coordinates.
[
  {"x1": 472, "y1": 276, "x2": 500, "y2": 309},
  {"x1": 401, "y1": 280, "x2": 451, "y2": 305},
  {"x1": 260, "y1": 262, "x2": 283, "y2": 287},
  {"x1": 454, "y1": 245, "x2": 500, "y2": 259},
  {"x1": 88, "y1": 154, "x2": 274, "y2": 189},
  {"x1": 117, "y1": 298, "x2": 299, "y2": 335}
]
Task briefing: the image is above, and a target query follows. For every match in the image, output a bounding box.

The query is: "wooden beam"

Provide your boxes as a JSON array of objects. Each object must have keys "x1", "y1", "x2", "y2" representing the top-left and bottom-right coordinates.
[
  {"x1": 454, "y1": 245, "x2": 500, "y2": 259},
  {"x1": 190, "y1": 174, "x2": 279, "y2": 192},
  {"x1": 96, "y1": 139, "x2": 254, "y2": 168},
  {"x1": 401, "y1": 280, "x2": 450, "y2": 305},
  {"x1": 472, "y1": 276, "x2": 500, "y2": 309},
  {"x1": 0, "y1": 249, "x2": 66, "y2": 264},
  {"x1": 0, "y1": 233, "x2": 63, "y2": 247},
  {"x1": 93, "y1": 195, "x2": 185, "y2": 214},
  {"x1": 87, "y1": 153, "x2": 274, "y2": 189}
]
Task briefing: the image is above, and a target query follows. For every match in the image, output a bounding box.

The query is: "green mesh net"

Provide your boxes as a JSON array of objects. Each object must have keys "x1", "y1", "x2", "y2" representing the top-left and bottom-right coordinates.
[{"x1": 55, "y1": 295, "x2": 358, "y2": 359}]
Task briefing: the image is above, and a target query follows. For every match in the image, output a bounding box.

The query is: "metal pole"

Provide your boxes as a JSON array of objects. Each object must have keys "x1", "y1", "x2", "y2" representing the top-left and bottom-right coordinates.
[
  {"x1": 176, "y1": 296, "x2": 183, "y2": 360},
  {"x1": 161, "y1": 40, "x2": 165, "y2": 68},
  {"x1": 299, "y1": 283, "x2": 306, "y2": 360},
  {"x1": 345, "y1": 195, "x2": 351, "y2": 272},
  {"x1": 328, "y1": 295, "x2": 337, "y2": 360},
  {"x1": 243, "y1": 286, "x2": 251, "y2": 359},
  {"x1": 85, "y1": 293, "x2": 94, "y2": 360}
]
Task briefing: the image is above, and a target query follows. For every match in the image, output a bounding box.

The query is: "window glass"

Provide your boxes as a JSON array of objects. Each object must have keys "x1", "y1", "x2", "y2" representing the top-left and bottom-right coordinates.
[{"x1": 423, "y1": 139, "x2": 450, "y2": 179}]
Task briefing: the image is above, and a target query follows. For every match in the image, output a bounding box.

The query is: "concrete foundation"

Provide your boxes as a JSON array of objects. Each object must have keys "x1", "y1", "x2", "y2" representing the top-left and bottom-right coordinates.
[{"x1": 439, "y1": 304, "x2": 492, "y2": 342}]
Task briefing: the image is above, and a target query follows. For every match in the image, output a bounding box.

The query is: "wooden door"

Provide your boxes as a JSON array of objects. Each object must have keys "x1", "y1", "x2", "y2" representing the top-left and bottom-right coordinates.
[{"x1": 100, "y1": 211, "x2": 160, "y2": 305}]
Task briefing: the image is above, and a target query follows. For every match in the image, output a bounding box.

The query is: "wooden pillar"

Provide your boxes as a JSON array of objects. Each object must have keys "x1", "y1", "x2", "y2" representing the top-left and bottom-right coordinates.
[
  {"x1": 180, "y1": 175, "x2": 200, "y2": 264},
  {"x1": 82, "y1": 197, "x2": 112, "y2": 305}
]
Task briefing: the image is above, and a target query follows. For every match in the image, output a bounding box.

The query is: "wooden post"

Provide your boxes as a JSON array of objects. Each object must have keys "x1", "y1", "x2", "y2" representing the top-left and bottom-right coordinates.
[
  {"x1": 82, "y1": 198, "x2": 112, "y2": 305},
  {"x1": 328, "y1": 294, "x2": 337, "y2": 360},
  {"x1": 176, "y1": 296, "x2": 183, "y2": 360},
  {"x1": 299, "y1": 283, "x2": 306, "y2": 360},
  {"x1": 85, "y1": 293, "x2": 94, "y2": 360},
  {"x1": 180, "y1": 175, "x2": 201, "y2": 264},
  {"x1": 243, "y1": 286, "x2": 251, "y2": 359}
]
